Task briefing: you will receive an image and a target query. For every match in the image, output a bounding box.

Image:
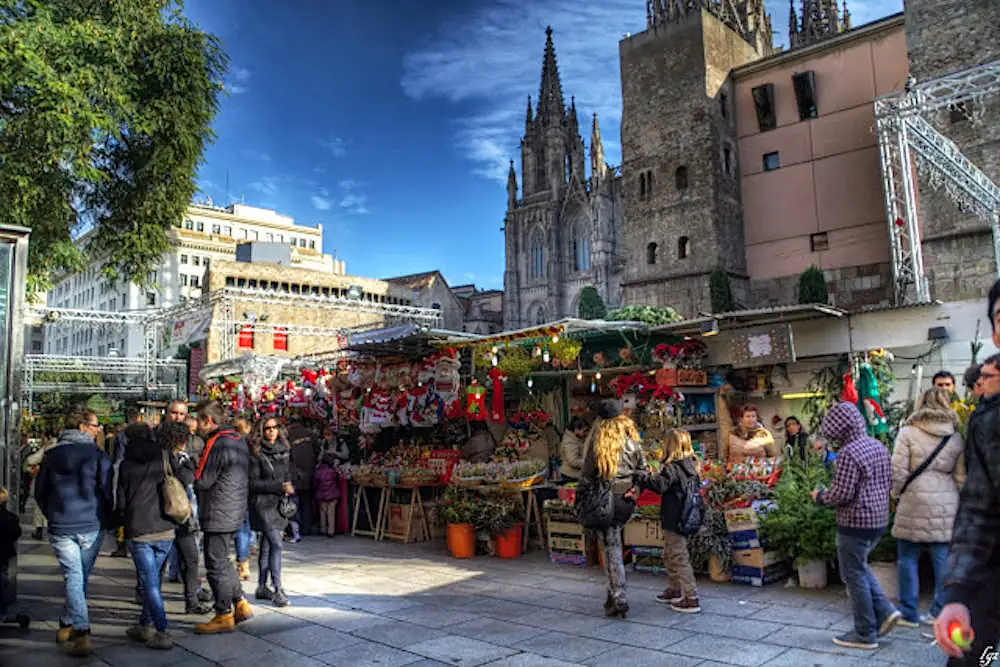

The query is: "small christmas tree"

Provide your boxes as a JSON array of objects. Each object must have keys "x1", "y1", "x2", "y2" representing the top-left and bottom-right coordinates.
[
  {"x1": 798, "y1": 266, "x2": 829, "y2": 304},
  {"x1": 578, "y1": 285, "x2": 608, "y2": 320},
  {"x1": 710, "y1": 267, "x2": 734, "y2": 312}
]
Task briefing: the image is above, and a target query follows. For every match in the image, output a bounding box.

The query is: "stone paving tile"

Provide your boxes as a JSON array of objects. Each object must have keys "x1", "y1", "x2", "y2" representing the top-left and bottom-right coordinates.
[
  {"x1": 239, "y1": 607, "x2": 315, "y2": 637},
  {"x1": 873, "y1": 635, "x2": 948, "y2": 665},
  {"x1": 176, "y1": 630, "x2": 276, "y2": 662},
  {"x1": 351, "y1": 619, "x2": 449, "y2": 649},
  {"x1": 313, "y1": 638, "x2": 424, "y2": 667},
  {"x1": 218, "y1": 643, "x2": 328, "y2": 667},
  {"x1": 474, "y1": 598, "x2": 546, "y2": 621},
  {"x1": 584, "y1": 646, "x2": 704, "y2": 667},
  {"x1": 749, "y1": 604, "x2": 848, "y2": 629},
  {"x1": 327, "y1": 593, "x2": 424, "y2": 614},
  {"x1": 484, "y1": 653, "x2": 583, "y2": 666},
  {"x1": 93, "y1": 641, "x2": 216, "y2": 667},
  {"x1": 264, "y1": 624, "x2": 364, "y2": 656},
  {"x1": 302, "y1": 606, "x2": 389, "y2": 633},
  {"x1": 450, "y1": 617, "x2": 549, "y2": 647},
  {"x1": 758, "y1": 624, "x2": 858, "y2": 653},
  {"x1": 523, "y1": 611, "x2": 618, "y2": 636},
  {"x1": 663, "y1": 634, "x2": 788, "y2": 666},
  {"x1": 382, "y1": 602, "x2": 484, "y2": 629},
  {"x1": 534, "y1": 593, "x2": 604, "y2": 616},
  {"x1": 513, "y1": 631, "x2": 620, "y2": 663},
  {"x1": 697, "y1": 598, "x2": 772, "y2": 618},
  {"x1": 670, "y1": 612, "x2": 784, "y2": 641},
  {"x1": 405, "y1": 661, "x2": 455, "y2": 667},
  {"x1": 590, "y1": 620, "x2": 689, "y2": 650},
  {"x1": 406, "y1": 635, "x2": 519, "y2": 667},
  {"x1": 760, "y1": 648, "x2": 895, "y2": 666},
  {"x1": 0, "y1": 649, "x2": 111, "y2": 667}
]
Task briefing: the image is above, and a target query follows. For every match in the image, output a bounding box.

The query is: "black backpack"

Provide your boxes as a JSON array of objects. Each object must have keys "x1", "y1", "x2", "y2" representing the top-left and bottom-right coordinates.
[
  {"x1": 575, "y1": 477, "x2": 615, "y2": 530},
  {"x1": 676, "y1": 469, "x2": 705, "y2": 537}
]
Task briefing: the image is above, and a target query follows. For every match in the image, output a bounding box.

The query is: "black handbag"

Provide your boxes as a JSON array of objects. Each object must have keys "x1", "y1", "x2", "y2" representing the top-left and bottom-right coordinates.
[
  {"x1": 575, "y1": 477, "x2": 615, "y2": 530},
  {"x1": 262, "y1": 455, "x2": 298, "y2": 519}
]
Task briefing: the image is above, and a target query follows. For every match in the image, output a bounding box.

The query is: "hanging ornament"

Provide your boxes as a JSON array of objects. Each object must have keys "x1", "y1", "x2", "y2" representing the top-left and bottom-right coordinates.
[
  {"x1": 527, "y1": 378, "x2": 534, "y2": 389},
  {"x1": 542, "y1": 348, "x2": 550, "y2": 363},
  {"x1": 491, "y1": 355, "x2": 499, "y2": 367},
  {"x1": 595, "y1": 371, "x2": 602, "y2": 380},
  {"x1": 590, "y1": 382, "x2": 596, "y2": 393},
  {"x1": 532, "y1": 344, "x2": 542, "y2": 358},
  {"x1": 465, "y1": 383, "x2": 487, "y2": 421},
  {"x1": 576, "y1": 371, "x2": 583, "y2": 381},
  {"x1": 487, "y1": 367, "x2": 507, "y2": 422}
]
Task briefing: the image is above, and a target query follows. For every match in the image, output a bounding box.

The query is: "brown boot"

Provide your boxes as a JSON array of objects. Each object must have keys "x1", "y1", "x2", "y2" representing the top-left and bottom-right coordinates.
[
  {"x1": 669, "y1": 597, "x2": 702, "y2": 614},
  {"x1": 655, "y1": 588, "x2": 683, "y2": 605},
  {"x1": 236, "y1": 559, "x2": 250, "y2": 581},
  {"x1": 194, "y1": 613, "x2": 236, "y2": 634},
  {"x1": 234, "y1": 598, "x2": 254, "y2": 624},
  {"x1": 68, "y1": 631, "x2": 93, "y2": 657},
  {"x1": 56, "y1": 625, "x2": 72, "y2": 644}
]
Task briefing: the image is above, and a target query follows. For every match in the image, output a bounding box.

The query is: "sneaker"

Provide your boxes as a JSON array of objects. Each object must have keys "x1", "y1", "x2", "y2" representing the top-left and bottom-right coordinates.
[
  {"x1": 68, "y1": 630, "x2": 93, "y2": 657},
  {"x1": 879, "y1": 610, "x2": 902, "y2": 637},
  {"x1": 126, "y1": 625, "x2": 155, "y2": 643},
  {"x1": 669, "y1": 597, "x2": 702, "y2": 614},
  {"x1": 146, "y1": 631, "x2": 173, "y2": 650},
  {"x1": 56, "y1": 625, "x2": 72, "y2": 644},
  {"x1": 234, "y1": 598, "x2": 254, "y2": 624},
  {"x1": 288, "y1": 535, "x2": 301, "y2": 544},
  {"x1": 656, "y1": 588, "x2": 683, "y2": 605},
  {"x1": 255, "y1": 585, "x2": 273, "y2": 601},
  {"x1": 272, "y1": 589, "x2": 289, "y2": 608},
  {"x1": 31, "y1": 527, "x2": 43, "y2": 540},
  {"x1": 184, "y1": 601, "x2": 213, "y2": 615},
  {"x1": 194, "y1": 613, "x2": 236, "y2": 634},
  {"x1": 897, "y1": 617, "x2": 920, "y2": 629},
  {"x1": 832, "y1": 632, "x2": 878, "y2": 650},
  {"x1": 921, "y1": 613, "x2": 937, "y2": 626}
]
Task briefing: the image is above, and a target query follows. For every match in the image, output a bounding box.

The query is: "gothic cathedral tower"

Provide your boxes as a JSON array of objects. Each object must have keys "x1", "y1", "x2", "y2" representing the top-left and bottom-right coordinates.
[
  {"x1": 618, "y1": 1, "x2": 772, "y2": 316},
  {"x1": 504, "y1": 28, "x2": 624, "y2": 329}
]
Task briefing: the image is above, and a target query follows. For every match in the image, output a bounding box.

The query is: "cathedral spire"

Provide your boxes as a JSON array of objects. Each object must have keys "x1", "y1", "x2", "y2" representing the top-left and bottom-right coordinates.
[
  {"x1": 842, "y1": 0, "x2": 851, "y2": 29},
  {"x1": 525, "y1": 96, "x2": 533, "y2": 131},
  {"x1": 536, "y1": 27, "x2": 565, "y2": 124},
  {"x1": 507, "y1": 160, "x2": 518, "y2": 210},
  {"x1": 788, "y1": 0, "x2": 799, "y2": 48},
  {"x1": 790, "y1": 0, "x2": 847, "y2": 49},
  {"x1": 590, "y1": 112, "x2": 606, "y2": 181},
  {"x1": 568, "y1": 96, "x2": 579, "y2": 133}
]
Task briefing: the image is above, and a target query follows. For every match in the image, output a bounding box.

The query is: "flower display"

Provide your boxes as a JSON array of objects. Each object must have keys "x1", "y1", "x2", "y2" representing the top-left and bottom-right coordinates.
[{"x1": 652, "y1": 340, "x2": 708, "y2": 368}]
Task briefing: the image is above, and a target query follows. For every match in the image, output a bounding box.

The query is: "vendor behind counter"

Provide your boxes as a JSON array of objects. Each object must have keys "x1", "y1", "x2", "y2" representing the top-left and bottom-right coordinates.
[{"x1": 727, "y1": 403, "x2": 778, "y2": 464}]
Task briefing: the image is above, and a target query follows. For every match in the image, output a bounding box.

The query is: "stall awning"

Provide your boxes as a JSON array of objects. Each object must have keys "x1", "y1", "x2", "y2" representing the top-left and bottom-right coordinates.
[
  {"x1": 446, "y1": 318, "x2": 648, "y2": 348},
  {"x1": 341, "y1": 323, "x2": 476, "y2": 362},
  {"x1": 648, "y1": 303, "x2": 845, "y2": 336}
]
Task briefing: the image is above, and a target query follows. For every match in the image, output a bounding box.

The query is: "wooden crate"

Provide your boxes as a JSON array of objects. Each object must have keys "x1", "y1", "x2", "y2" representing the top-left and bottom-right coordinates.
[
  {"x1": 549, "y1": 536, "x2": 585, "y2": 552},
  {"x1": 547, "y1": 520, "x2": 584, "y2": 537}
]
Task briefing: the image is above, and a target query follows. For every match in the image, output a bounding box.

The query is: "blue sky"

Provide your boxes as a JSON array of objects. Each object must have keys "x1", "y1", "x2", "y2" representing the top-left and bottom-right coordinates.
[{"x1": 185, "y1": 0, "x2": 902, "y2": 290}]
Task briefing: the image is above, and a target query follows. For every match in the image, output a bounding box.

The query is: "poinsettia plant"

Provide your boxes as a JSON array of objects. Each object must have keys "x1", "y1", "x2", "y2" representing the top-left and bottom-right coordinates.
[
  {"x1": 508, "y1": 410, "x2": 551, "y2": 427},
  {"x1": 652, "y1": 340, "x2": 708, "y2": 368}
]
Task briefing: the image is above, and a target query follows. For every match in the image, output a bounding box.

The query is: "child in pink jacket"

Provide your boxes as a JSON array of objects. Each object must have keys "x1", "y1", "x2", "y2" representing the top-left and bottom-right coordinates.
[{"x1": 313, "y1": 453, "x2": 341, "y2": 537}]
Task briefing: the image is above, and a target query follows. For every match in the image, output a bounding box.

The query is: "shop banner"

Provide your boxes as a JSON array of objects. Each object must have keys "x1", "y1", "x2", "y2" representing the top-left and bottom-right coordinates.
[
  {"x1": 166, "y1": 310, "x2": 212, "y2": 347},
  {"x1": 188, "y1": 346, "x2": 205, "y2": 397},
  {"x1": 730, "y1": 323, "x2": 795, "y2": 368}
]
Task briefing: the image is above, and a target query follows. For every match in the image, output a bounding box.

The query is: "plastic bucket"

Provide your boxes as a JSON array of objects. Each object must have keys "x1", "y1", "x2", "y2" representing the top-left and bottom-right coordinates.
[
  {"x1": 495, "y1": 524, "x2": 523, "y2": 559},
  {"x1": 798, "y1": 560, "x2": 828, "y2": 589},
  {"x1": 446, "y1": 523, "x2": 476, "y2": 559}
]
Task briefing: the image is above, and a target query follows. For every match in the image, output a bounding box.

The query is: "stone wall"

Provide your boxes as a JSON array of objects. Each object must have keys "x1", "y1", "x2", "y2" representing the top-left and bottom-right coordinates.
[{"x1": 747, "y1": 262, "x2": 894, "y2": 310}]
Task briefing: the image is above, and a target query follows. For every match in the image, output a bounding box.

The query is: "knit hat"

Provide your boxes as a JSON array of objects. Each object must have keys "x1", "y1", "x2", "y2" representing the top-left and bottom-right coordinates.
[{"x1": 598, "y1": 399, "x2": 623, "y2": 420}]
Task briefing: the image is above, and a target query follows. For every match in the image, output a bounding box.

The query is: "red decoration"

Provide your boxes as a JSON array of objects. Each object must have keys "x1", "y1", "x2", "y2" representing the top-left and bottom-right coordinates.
[
  {"x1": 487, "y1": 367, "x2": 507, "y2": 422},
  {"x1": 840, "y1": 374, "x2": 859, "y2": 403},
  {"x1": 465, "y1": 385, "x2": 487, "y2": 421}
]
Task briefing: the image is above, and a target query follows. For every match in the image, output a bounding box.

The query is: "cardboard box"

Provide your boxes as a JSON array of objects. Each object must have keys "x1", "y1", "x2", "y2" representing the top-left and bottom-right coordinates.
[
  {"x1": 631, "y1": 545, "x2": 664, "y2": 559},
  {"x1": 732, "y1": 548, "x2": 786, "y2": 569},
  {"x1": 724, "y1": 507, "x2": 760, "y2": 533},
  {"x1": 728, "y1": 529, "x2": 768, "y2": 551},
  {"x1": 633, "y1": 562, "x2": 667, "y2": 575},
  {"x1": 547, "y1": 520, "x2": 584, "y2": 537},
  {"x1": 549, "y1": 551, "x2": 587, "y2": 567},
  {"x1": 387, "y1": 503, "x2": 426, "y2": 541},
  {"x1": 730, "y1": 562, "x2": 791, "y2": 587},
  {"x1": 623, "y1": 518, "x2": 664, "y2": 547}
]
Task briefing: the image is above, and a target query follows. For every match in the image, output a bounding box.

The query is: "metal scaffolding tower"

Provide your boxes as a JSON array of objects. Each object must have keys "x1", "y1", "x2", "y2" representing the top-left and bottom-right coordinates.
[{"x1": 875, "y1": 60, "x2": 1000, "y2": 304}]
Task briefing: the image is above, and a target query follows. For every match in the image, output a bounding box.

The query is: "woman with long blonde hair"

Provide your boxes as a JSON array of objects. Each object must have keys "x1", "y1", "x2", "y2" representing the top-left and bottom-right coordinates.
[
  {"x1": 637, "y1": 429, "x2": 703, "y2": 613},
  {"x1": 580, "y1": 400, "x2": 647, "y2": 619}
]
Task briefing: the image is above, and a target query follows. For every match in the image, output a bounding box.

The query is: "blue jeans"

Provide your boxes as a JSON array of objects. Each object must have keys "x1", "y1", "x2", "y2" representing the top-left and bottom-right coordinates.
[
  {"x1": 897, "y1": 539, "x2": 948, "y2": 622},
  {"x1": 258, "y1": 529, "x2": 283, "y2": 590},
  {"x1": 235, "y1": 513, "x2": 252, "y2": 562},
  {"x1": 129, "y1": 539, "x2": 173, "y2": 632},
  {"x1": 837, "y1": 532, "x2": 897, "y2": 642},
  {"x1": 0, "y1": 561, "x2": 9, "y2": 618},
  {"x1": 167, "y1": 543, "x2": 180, "y2": 580},
  {"x1": 49, "y1": 531, "x2": 102, "y2": 630}
]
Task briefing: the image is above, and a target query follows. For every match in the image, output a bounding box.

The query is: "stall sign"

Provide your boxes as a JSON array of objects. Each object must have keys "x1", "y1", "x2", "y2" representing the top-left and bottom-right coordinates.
[
  {"x1": 166, "y1": 310, "x2": 212, "y2": 347},
  {"x1": 730, "y1": 324, "x2": 795, "y2": 369},
  {"x1": 188, "y1": 346, "x2": 205, "y2": 397}
]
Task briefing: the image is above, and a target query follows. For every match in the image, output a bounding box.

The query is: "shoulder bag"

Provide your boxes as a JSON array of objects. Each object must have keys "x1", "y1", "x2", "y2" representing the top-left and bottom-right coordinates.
[
  {"x1": 262, "y1": 454, "x2": 298, "y2": 519},
  {"x1": 898, "y1": 435, "x2": 952, "y2": 497},
  {"x1": 161, "y1": 450, "x2": 193, "y2": 524}
]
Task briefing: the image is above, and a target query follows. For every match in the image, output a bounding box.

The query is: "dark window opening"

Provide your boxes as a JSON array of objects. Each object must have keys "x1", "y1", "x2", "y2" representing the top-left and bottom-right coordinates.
[
  {"x1": 950, "y1": 102, "x2": 969, "y2": 123},
  {"x1": 678, "y1": 236, "x2": 690, "y2": 259},
  {"x1": 225, "y1": 277, "x2": 235, "y2": 287},
  {"x1": 675, "y1": 166, "x2": 688, "y2": 190},
  {"x1": 720, "y1": 92, "x2": 729, "y2": 120},
  {"x1": 810, "y1": 232, "x2": 829, "y2": 252},
  {"x1": 646, "y1": 242, "x2": 658, "y2": 265},
  {"x1": 792, "y1": 71, "x2": 818, "y2": 120},
  {"x1": 763, "y1": 152, "x2": 781, "y2": 172},
  {"x1": 639, "y1": 173, "x2": 647, "y2": 199},
  {"x1": 723, "y1": 147, "x2": 733, "y2": 176},
  {"x1": 752, "y1": 83, "x2": 777, "y2": 132}
]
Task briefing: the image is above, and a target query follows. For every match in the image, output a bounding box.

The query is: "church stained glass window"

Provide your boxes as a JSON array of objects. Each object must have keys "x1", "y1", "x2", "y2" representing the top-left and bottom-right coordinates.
[{"x1": 530, "y1": 229, "x2": 546, "y2": 279}]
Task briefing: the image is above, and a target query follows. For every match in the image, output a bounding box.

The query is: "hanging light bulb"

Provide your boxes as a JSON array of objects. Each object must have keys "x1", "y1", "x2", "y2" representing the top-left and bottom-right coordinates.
[
  {"x1": 542, "y1": 349, "x2": 550, "y2": 363},
  {"x1": 595, "y1": 371, "x2": 602, "y2": 380},
  {"x1": 590, "y1": 382, "x2": 596, "y2": 393},
  {"x1": 491, "y1": 355, "x2": 499, "y2": 367},
  {"x1": 532, "y1": 345, "x2": 542, "y2": 358},
  {"x1": 527, "y1": 378, "x2": 534, "y2": 388},
  {"x1": 576, "y1": 371, "x2": 583, "y2": 381},
  {"x1": 552, "y1": 335, "x2": 560, "y2": 343},
  {"x1": 491, "y1": 345, "x2": 498, "y2": 354}
]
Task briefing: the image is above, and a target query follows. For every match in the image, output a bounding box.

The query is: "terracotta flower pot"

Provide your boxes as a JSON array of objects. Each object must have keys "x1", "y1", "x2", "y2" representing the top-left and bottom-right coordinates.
[
  {"x1": 709, "y1": 554, "x2": 730, "y2": 582},
  {"x1": 495, "y1": 524, "x2": 523, "y2": 559},
  {"x1": 446, "y1": 523, "x2": 476, "y2": 559}
]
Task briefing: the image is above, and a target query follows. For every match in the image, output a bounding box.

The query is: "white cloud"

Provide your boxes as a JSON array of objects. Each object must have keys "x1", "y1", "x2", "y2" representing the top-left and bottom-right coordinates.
[
  {"x1": 228, "y1": 84, "x2": 247, "y2": 95},
  {"x1": 336, "y1": 179, "x2": 370, "y2": 214},
  {"x1": 242, "y1": 149, "x2": 271, "y2": 162},
  {"x1": 319, "y1": 136, "x2": 347, "y2": 158},
  {"x1": 231, "y1": 66, "x2": 251, "y2": 83},
  {"x1": 311, "y1": 195, "x2": 333, "y2": 211},
  {"x1": 250, "y1": 176, "x2": 280, "y2": 197},
  {"x1": 226, "y1": 65, "x2": 251, "y2": 96},
  {"x1": 401, "y1": 0, "x2": 902, "y2": 184}
]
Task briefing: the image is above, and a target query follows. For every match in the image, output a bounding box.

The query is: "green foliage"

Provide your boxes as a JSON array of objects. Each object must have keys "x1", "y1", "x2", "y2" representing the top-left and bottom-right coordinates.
[
  {"x1": 803, "y1": 363, "x2": 847, "y2": 433},
  {"x1": 688, "y1": 505, "x2": 733, "y2": 574},
  {"x1": 797, "y1": 266, "x2": 829, "y2": 304},
  {"x1": 431, "y1": 486, "x2": 477, "y2": 526},
  {"x1": 759, "y1": 455, "x2": 838, "y2": 568},
  {"x1": 473, "y1": 492, "x2": 524, "y2": 537},
  {"x1": 606, "y1": 305, "x2": 682, "y2": 326},
  {"x1": 577, "y1": 286, "x2": 607, "y2": 320},
  {"x1": 0, "y1": 0, "x2": 228, "y2": 296},
  {"x1": 709, "y1": 267, "x2": 734, "y2": 312}
]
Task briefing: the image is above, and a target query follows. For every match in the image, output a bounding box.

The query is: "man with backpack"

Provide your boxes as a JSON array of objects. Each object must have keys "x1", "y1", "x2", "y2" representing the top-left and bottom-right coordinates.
[{"x1": 635, "y1": 429, "x2": 703, "y2": 614}]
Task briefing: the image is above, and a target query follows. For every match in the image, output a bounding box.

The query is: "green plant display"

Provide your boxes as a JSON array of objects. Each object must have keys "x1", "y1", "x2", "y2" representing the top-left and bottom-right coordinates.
[
  {"x1": 497, "y1": 346, "x2": 534, "y2": 379},
  {"x1": 473, "y1": 492, "x2": 524, "y2": 537},
  {"x1": 606, "y1": 305, "x2": 682, "y2": 325},
  {"x1": 759, "y1": 455, "x2": 838, "y2": 568},
  {"x1": 803, "y1": 362, "x2": 847, "y2": 434},
  {"x1": 688, "y1": 506, "x2": 733, "y2": 574},
  {"x1": 710, "y1": 267, "x2": 734, "y2": 312},
  {"x1": 578, "y1": 286, "x2": 608, "y2": 320},
  {"x1": 797, "y1": 266, "x2": 829, "y2": 305},
  {"x1": 431, "y1": 486, "x2": 478, "y2": 526},
  {"x1": 550, "y1": 337, "x2": 583, "y2": 364}
]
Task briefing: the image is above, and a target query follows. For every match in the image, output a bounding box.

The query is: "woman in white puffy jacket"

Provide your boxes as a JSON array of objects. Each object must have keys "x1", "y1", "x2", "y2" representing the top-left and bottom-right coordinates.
[{"x1": 890, "y1": 388, "x2": 965, "y2": 628}]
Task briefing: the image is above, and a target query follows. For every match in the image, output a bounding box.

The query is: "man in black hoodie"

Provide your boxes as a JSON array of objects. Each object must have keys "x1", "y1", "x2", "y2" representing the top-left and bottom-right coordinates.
[
  {"x1": 192, "y1": 400, "x2": 253, "y2": 634},
  {"x1": 34, "y1": 407, "x2": 111, "y2": 658}
]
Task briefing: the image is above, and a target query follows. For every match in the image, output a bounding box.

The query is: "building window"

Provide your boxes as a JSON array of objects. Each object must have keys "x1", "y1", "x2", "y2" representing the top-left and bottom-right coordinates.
[
  {"x1": 309, "y1": 240, "x2": 316, "y2": 249},
  {"x1": 252, "y1": 230, "x2": 259, "y2": 240},
  {"x1": 184, "y1": 220, "x2": 194, "y2": 230},
  {"x1": 723, "y1": 146, "x2": 733, "y2": 176},
  {"x1": 529, "y1": 228, "x2": 546, "y2": 279},
  {"x1": 196, "y1": 221, "x2": 204, "y2": 232},
  {"x1": 180, "y1": 274, "x2": 188, "y2": 286},
  {"x1": 266, "y1": 233, "x2": 274, "y2": 242},
  {"x1": 211, "y1": 224, "x2": 221, "y2": 235},
  {"x1": 678, "y1": 236, "x2": 690, "y2": 259},
  {"x1": 532, "y1": 304, "x2": 546, "y2": 326},
  {"x1": 720, "y1": 92, "x2": 729, "y2": 120},
  {"x1": 273, "y1": 327, "x2": 288, "y2": 352},
  {"x1": 192, "y1": 256, "x2": 201, "y2": 266},
  {"x1": 647, "y1": 242, "x2": 658, "y2": 265},
  {"x1": 810, "y1": 232, "x2": 829, "y2": 252},
  {"x1": 148, "y1": 271, "x2": 157, "y2": 284},
  {"x1": 277, "y1": 234, "x2": 284, "y2": 242},
  {"x1": 763, "y1": 152, "x2": 780, "y2": 172},
  {"x1": 431, "y1": 302, "x2": 442, "y2": 310},
  {"x1": 675, "y1": 166, "x2": 688, "y2": 190},
  {"x1": 223, "y1": 225, "x2": 232, "y2": 236},
  {"x1": 572, "y1": 221, "x2": 591, "y2": 272},
  {"x1": 752, "y1": 83, "x2": 777, "y2": 132},
  {"x1": 240, "y1": 229, "x2": 248, "y2": 239},
  {"x1": 145, "y1": 292, "x2": 156, "y2": 307},
  {"x1": 238, "y1": 325, "x2": 254, "y2": 350},
  {"x1": 299, "y1": 238, "x2": 306, "y2": 248},
  {"x1": 289, "y1": 237, "x2": 296, "y2": 247},
  {"x1": 792, "y1": 71, "x2": 818, "y2": 120},
  {"x1": 180, "y1": 254, "x2": 188, "y2": 264},
  {"x1": 190, "y1": 275, "x2": 200, "y2": 288}
]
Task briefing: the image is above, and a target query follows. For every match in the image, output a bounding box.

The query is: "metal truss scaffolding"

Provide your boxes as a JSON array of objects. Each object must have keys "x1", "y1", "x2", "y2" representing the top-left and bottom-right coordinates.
[{"x1": 875, "y1": 60, "x2": 1000, "y2": 304}]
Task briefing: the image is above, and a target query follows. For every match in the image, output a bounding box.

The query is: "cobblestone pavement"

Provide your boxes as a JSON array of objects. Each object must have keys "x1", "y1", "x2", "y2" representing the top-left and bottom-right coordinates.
[{"x1": 1, "y1": 532, "x2": 946, "y2": 667}]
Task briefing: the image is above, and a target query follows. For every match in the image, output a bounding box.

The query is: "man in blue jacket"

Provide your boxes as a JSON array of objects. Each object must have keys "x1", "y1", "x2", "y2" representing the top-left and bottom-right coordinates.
[{"x1": 35, "y1": 407, "x2": 112, "y2": 658}]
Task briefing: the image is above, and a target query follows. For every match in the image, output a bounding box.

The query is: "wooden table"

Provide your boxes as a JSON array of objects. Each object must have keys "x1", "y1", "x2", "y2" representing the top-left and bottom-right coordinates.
[{"x1": 375, "y1": 483, "x2": 439, "y2": 544}]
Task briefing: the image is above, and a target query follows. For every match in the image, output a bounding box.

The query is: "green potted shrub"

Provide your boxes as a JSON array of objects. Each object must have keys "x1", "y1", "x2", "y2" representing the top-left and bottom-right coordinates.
[
  {"x1": 432, "y1": 486, "x2": 478, "y2": 558},
  {"x1": 474, "y1": 494, "x2": 525, "y2": 559},
  {"x1": 759, "y1": 454, "x2": 837, "y2": 588},
  {"x1": 688, "y1": 506, "x2": 733, "y2": 582}
]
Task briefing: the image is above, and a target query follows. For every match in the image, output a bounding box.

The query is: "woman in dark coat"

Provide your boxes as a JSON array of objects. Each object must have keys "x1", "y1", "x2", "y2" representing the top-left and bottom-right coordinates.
[{"x1": 249, "y1": 417, "x2": 294, "y2": 607}]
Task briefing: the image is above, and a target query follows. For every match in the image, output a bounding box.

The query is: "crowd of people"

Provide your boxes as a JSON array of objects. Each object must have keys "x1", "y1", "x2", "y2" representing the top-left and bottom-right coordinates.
[{"x1": 13, "y1": 399, "x2": 344, "y2": 656}]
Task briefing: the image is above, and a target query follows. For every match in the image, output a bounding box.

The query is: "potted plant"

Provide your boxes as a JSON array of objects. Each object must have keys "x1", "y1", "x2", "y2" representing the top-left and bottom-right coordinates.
[
  {"x1": 759, "y1": 454, "x2": 837, "y2": 588},
  {"x1": 432, "y1": 486, "x2": 478, "y2": 559},
  {"x1": 689, "y1": 506, "x2": 733, "y2": 582},
  {"x1": 474, "y1": 493, "x2": 525, "y2": 559}
]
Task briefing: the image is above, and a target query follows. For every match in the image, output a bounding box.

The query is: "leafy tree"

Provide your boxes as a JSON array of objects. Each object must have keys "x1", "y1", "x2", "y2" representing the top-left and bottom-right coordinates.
[
  {"x1": 797, "y1": 266, "x2": 829, "y2": 304},
  {"x1": 0, "y1": 0, "x2": 228, "y2": 296},
  {"x1": 577, "y1": 285, "x2": 607, "y2": 320},
  {"x1": 709, "y1": 267, "x2": 734, "y2": 312}
]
